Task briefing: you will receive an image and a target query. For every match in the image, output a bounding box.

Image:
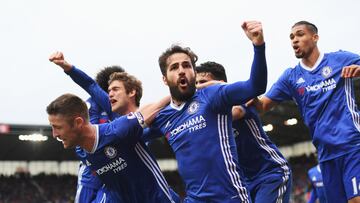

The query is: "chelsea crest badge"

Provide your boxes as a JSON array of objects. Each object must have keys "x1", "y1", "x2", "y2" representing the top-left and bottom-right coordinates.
[
  {"x1": 321, "y1": 66, "x2": 332, "y2": 78},
  {"x1": 187, "y1": 101, "x2": 200, "y2": 114},
  {"x1": 104, "y1": 146, "x2": 117, "y2": 159}
]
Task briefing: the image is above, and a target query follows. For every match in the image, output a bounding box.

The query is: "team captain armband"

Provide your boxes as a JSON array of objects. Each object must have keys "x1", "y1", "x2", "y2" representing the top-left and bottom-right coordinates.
[{"x1": 133, "y1": 112, "x2": 147, "y2": 128}]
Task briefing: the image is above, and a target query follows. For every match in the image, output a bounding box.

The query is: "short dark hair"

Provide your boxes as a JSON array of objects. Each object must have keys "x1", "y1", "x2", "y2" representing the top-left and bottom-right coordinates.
[
  {"x1": 196, "y1": 61, "x2": 227, "y2": 82},
  {"x1": 158, "y1": 44, "x2": 198, "y2": 76},
  {"x1": 292, "y1": 21, "x2": 318, "y2": 34},
  {"x1": 46, "y1": 93, "x2": 89, "y2": 124},
  {"x1": 95, "y1": 65, "x2": 125, "y2": 92},
  {"x1": 108, "y1": 72, "x2": 143, "y2": 107}
]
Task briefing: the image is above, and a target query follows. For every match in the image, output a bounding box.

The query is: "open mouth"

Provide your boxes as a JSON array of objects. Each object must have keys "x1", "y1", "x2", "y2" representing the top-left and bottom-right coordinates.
[
  {"x1": 110, "y1": 99, "x2": 117, "y2": 105},
  {"x1": 179, "y1": 77, "x2": 188, "y2": 87},
  {"x1": 293, "y1": 45, "x2": 300, "y2": 53},
  {"x1": 56, "y1": 137, "x2": 63, "y2": 142}
]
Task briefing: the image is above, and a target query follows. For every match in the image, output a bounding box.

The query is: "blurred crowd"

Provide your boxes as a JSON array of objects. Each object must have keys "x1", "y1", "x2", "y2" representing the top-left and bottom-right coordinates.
[
  {"x1": 0, "y1": 154, "x2": 317, "y2": 203},
  {"x1": 0, "y1": 172, "x2": 75, "y2": 203}
]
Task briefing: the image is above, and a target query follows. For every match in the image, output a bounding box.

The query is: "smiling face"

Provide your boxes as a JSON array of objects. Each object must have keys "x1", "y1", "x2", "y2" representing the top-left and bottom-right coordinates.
[
  {"x1": 48, "y1": 114, "x2": 80, "y2": 149},
  {"x1": 162, "y1": 53, "x2": 196, "y2": 103},
  {"x1": 290, "y1": 24, "x2": 318, "y2": 59}
]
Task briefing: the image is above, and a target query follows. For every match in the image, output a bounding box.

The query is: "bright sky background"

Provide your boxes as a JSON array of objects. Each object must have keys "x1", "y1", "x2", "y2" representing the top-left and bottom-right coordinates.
[{"x1": 1, "y1": 0, "x2": 359, "y2": 125}]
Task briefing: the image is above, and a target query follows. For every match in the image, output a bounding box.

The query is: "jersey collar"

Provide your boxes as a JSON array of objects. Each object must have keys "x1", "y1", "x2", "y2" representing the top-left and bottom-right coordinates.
[
  {"x1": 88, "y1": 125, "x2": 99, "y2": 154},
  {"x1": 170, "y1": 99, "x2": 186, "y2": 111},
  {"x1": 300, "y1": 52, "x2": 324, "y2": 71}
]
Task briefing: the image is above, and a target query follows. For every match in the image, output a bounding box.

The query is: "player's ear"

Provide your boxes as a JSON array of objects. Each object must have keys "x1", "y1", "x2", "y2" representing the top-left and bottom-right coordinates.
[
  {"x1": 128, "y1": 89, "x2": 136, "y2": 98},
  {"x1": 74, "y1": 116, "x2": 84, "y2": 128},
  {"x1": 162, "y1": 75, "x2": 168, "y2": 86},
  {"x1": 313, "y1": 33, "x2": 319, "y2": 43}
]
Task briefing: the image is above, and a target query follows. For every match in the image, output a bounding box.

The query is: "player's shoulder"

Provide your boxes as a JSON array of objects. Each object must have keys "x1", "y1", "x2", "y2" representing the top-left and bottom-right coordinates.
[
  {"x1": 75, "y1": 146, "x2": 87, "y2": 159},
  {"x1": 325, "y1": 50, "x2": 360, "y2": 60},
  {"x1": 154, "y1": 103, "x2": 178, "y2": 125},
  {"x1": 158, "y1": 103, "x2": 177, "y2": 114},
  {"x1": 275, "y1": 66, "x2": 298, "y2": 82},
  {"x1": 196, "y1": 83, "x2": 227, "y2": 99},
  {"x1": 286, "y1": 65, "x2": 299, "y2": 73}
]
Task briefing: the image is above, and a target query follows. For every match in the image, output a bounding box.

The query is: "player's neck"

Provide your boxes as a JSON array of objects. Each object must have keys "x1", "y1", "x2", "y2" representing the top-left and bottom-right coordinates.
[
  {"x1": 171, "y1": 98, "x2": 184, "y2": 107},
  {"x1": 80, "y1": 124, "x2": 96, "y2": 152},
  {"x1": 302, "y1": 47, "x2": 320, "y2": 68},
  {"x1": 123, "y1": 103, "x2": 138, "y2": 114}
]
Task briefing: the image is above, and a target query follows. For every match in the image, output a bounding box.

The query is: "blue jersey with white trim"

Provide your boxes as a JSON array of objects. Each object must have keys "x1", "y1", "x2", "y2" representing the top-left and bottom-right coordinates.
[
  {"x1": 76, "y1": 113, "x2": 175, "y2": 203},
  {"x1": 86, "y1": 97, "x2": 110, "y2": 124},
  {"x1": 151, "y1": 44, "x2": 267, "y2": 202},
  {"x1": 307, "y1": 165, "x2": 326, "y2": 203},
  {"x1": 232, "y1": 106, "x2": 290, "y2": 182},
  {"x1": 66, "y1": 66, "x2": 119, "y2": 121},
  {"x1": 152, "y1": 89, "x2": 247, "y2": 202},
  {"x1": 75, "y1": 98, "x2": 109, "y2": 195},
  {"x1": 266, "y1": 51, "x2": 360, "y2": 162},
  {"x1": 76, "y1": 159, "x2": 102, "y2": 190}
]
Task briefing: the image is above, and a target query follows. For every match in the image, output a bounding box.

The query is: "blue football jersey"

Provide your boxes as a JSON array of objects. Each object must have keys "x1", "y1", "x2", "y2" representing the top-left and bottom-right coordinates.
[
  {"x1": 77, "y1": 113, "x2": 175, "y2": 203},
  {"x1": 233, "y1": 106, "x2": 290, "y2": 182},
  {"x1": 76, "y1": 93, "x2": 111, "y2": 203},
  {"x1": 66, "y1": 66, "x2": 118, "y2": 121},
  {"x1": 76, "y1": 157, "x2": 102, "y2": 189},
  {"x1": 307, "y1": 165, "x2": 327, "y2": 203},
  {"x1": 266, "y1": 51, "x2": 360, "y2": 162},
  {"x1": 151, "y1": 87, "x2": 265, "y2": 201},
  {"x1": 150, "y1": 44, "x2": 267, "y2": 202},
  {"x1": 86, "y1": 97, "x2": 110, "y2": 124}
]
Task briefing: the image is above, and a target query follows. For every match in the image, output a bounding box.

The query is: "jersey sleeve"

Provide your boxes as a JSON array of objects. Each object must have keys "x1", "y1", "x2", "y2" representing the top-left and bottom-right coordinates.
[
  {"x1": 335, "y1": 50, "x2": 360, "y2": 65},
  {"x1": 97, "y1": 112, "x2": 145, "y2": 148},
  {"x1": 65, "y1": 66, "x2": 116, "y2": 120},
  {"x1": 203, "y1": 44, "x2": 268, "y2": 110},
  {"x1": 265, "y1": 68, "x2": 294, "y2": 102},
  {"x1": 86, "y1": 98, "x2": 102, "y2": 124},
  {"x1": 140, "y1": 127, "x2": 163, "y2": 142}
]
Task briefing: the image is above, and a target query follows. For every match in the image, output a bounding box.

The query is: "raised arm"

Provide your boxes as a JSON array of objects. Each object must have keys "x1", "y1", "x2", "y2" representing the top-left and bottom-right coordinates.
[
  {"x1": 216, "y1": 21, "x2": 267, "y2": 106},
  {"x1": 49, "y1": 51, "x2": 73, "y2": 71},
  {"x1": 65, "y1": 66, "x2": 114, "y2": 119},
  {"x1": 49, "y1": 52, "x2": 115, "y2": 120},
  {"x1": 242, "y1": 20, "x2": 265, "y2": 47},
  {"x1": 239, "y1": 20, "x2": 267, "y2": 96}
]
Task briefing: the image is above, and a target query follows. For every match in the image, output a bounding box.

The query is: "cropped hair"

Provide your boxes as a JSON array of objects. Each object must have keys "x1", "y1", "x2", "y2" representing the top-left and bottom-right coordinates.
[
  {"x1": 46, "y1": 93, "x2": 89, "y2": 124},
  {"x1": 108, "y1": 72, "x2": 143, "y2": 107},
  {"x1": 158, "y1": 44, "x2": 198, "y2": 76},
  {"x1": 95, "y1": 65, "x2": 125, "y2": 92},
  {"x1": 196, "y1": 61, "x2": 227, "y2": 82},
  {"x1": 292, "y1": 21, "x2": 318, "y2": 34}
]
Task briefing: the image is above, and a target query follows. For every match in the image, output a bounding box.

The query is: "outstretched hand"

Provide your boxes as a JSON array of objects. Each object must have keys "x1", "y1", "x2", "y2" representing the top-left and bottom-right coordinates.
[
  {"x1": 241, "y1": 21, "x2": 264, "y2": 46},
  {"x1": 49, "y1": 51, "x2": 73, "y2": 71}
]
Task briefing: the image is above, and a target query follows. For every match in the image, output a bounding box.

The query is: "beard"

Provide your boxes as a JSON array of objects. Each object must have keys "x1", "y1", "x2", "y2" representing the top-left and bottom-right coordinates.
[{"x1": 168, "y1": 78, "x2": 196, "y2": 102}]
